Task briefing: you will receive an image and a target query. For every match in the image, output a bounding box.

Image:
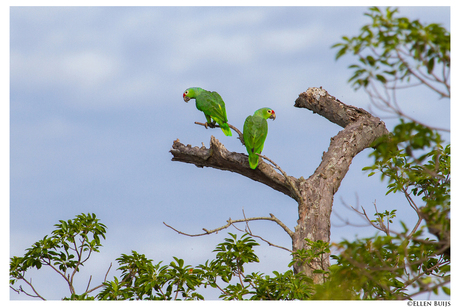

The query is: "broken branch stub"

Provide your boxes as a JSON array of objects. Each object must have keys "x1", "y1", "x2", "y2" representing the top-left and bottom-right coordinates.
[{"x1": 294, "y1": 87, "x2": 373, "y2": 127}]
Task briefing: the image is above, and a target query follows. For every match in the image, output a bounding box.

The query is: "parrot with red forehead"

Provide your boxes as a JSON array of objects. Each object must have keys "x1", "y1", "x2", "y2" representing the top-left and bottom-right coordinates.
[
  {"x1": 243, "y1": 107, "x2": 276, "y2": 169},
  {"x1": 182, "y1": 87, "x2": 232, "y2": 136}
]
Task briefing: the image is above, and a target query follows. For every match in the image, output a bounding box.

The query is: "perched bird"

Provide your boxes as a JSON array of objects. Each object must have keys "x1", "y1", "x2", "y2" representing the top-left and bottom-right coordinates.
[
  {"x1": 243, "y1": 107, "x2": 276, "y2": 169},
  {"x1": 182, "y1": 87, "x2": 232, "y2": 136}
]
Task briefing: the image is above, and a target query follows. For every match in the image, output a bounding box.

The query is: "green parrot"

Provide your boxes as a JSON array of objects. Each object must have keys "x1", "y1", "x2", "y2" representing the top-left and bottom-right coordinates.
[
  {"x1": 243, "y1": 107, "x2": 276, "y2": 169},
  {"x1": 182, "y1": 87, "x2": 232, "y2": 136}
]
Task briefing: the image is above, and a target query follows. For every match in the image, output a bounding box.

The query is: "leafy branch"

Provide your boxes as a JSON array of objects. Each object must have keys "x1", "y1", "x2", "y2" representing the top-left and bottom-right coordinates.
[
  {"x1": 10, "y1": 213, "x2": 108, "y2": 300},
  {"x1": 333, "y1": 6, "x2": 450, "y2": 131}
]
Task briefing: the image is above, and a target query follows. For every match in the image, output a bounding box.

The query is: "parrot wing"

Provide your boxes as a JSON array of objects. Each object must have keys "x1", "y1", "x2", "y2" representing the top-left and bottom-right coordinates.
[
  {"x1": 243, "y1": 115, "x2": 268, "y2": 169},
  {"x1": 196, "y1": 90, "x2": 232, "y2": 136},
  {"x1": 203, "y1": 91, "x2": 228, "y2": 122}
]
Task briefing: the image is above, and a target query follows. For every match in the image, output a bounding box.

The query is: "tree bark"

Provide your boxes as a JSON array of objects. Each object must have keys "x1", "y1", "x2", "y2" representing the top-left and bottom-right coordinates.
[{"x1": 170, "y1": 87, "x2": 389, "y2": 284}]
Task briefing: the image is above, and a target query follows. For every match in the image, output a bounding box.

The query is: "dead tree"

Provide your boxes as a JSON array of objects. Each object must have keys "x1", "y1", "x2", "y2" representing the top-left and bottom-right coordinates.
[{"x1": 170, "y1": 87, "x2": 389, "y2": 284}]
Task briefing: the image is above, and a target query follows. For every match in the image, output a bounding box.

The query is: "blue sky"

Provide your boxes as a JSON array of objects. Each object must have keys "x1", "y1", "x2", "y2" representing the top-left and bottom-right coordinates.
[{"x1": 9, "y1": 5, "x2": 450, "y2": 300}]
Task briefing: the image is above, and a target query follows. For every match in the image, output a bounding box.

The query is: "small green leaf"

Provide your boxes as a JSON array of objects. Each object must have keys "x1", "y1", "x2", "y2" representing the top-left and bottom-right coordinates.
[{"x1": 442, "y1": 286, "x2": 450, "y2": 295}]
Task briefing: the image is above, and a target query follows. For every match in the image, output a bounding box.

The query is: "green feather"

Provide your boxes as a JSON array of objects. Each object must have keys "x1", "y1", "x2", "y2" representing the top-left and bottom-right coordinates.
[
  {"x1": 183, "y1": 87, "x2": 232, "y2": 136},
  {"x1": 243, "y1": 107, "x2": 276, "y2": 169}
]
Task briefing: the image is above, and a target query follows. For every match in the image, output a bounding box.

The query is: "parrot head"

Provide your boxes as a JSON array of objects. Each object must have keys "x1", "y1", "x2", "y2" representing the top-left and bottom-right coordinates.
[
  {"x1": 183, "y1": 87, "x2": 199, "y2": 102},
  {"x1": 256, "y1": 107, "x2": 276, "y2": 120},
  {"x1": 267, "y1": 109, "x2": 276, "y2": 120}
]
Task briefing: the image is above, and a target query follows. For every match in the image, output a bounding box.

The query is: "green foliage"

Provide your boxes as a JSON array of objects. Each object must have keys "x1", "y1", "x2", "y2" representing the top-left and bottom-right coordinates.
[
  {"x1": 321, "y1": 116, "x2": 450, "y2": 300},
  {"x1": 245, "y1": 270, "x2": 313, "y2": 300},
  {"x1": 97, "y1": 252, "x2": 203, "y2": 300},
  {"x1": 332, "y1": 6, "x2": 450, "y2": 96},
  {"x1": 194, "y1": 233, "x2": 313, "y2": 300},
  {"x1": 96, "y1": 233, "x2": 264, "y2": 300},
  {"x1": 371, "y1": 209, "x2": 396, "y2": 227},
  {"x1": 10, "y1": 211, "x2": 449, "y2": 300},
  {"x1": 364, "y1": 120, "x2": 449, "y2": 203},
  {"x1": 331, "y1": 119, "x2": 451, "y2": 299},
  {"x1": 97, "y1": 233, "x2": 313, "y2": 300},
  {"x1": 328, "y1": 6, "x2": 450, "y2": 299},
  {"x1": 290, "y1": 239, "x2": 331, "y2": 276},
  {"x1": 212, "y1": 232, "x2": 260, "y2": 275},
  {"x1": 10, "y1": 213, "x2": 107, "y2": 300},
  {"x1": 11, "y1": 227, "x2": 315, "y2": 300},
  {"x1": 314, "y1": 223, "x2": 450, "y2": 300},
  {"x1": 363, "y1": 120, "x2": 450, "y2": 246}
]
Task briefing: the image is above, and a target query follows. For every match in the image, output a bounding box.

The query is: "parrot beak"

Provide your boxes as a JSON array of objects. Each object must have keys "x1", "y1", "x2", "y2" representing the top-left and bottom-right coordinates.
[
  {"x1": 270, "y1": 113, "x2": 276, "y2": 120},
  {"x1": 183, "y1": 96, "x2": 191, "y2": 103}
]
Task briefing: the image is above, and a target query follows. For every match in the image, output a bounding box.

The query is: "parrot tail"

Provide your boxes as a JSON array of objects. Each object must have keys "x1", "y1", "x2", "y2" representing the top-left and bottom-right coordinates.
[
  {"x1": 220, "y1": 123, "x2": 232, "y2": 137},
  {"x1": 248, "y1": 153, "x2": 259, "y2": 169}
]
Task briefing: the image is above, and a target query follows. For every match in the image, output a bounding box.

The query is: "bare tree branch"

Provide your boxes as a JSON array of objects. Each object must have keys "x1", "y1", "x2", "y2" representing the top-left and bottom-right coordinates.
[
  {"x1": 170, "y1": 136, "x2": 298, "y2": 200},
  {"x1": 395, "y1": 50, "x2": 450, "y2": 99},
  {"x1": 164, "y1": 213, "x2": 294, "y2": 239},
  {"x1": 332, "y1": 197, "x2": 373, "y2": 228},
  {"x1": 85, "y1": 275, "x2": 93, "y2": 293},
  {"x1": 229, "y1": 210, "x2": 293, "y2": 252},
  {"x1": 194, "y1": 121, "x2": 245, "y2": 145},
  {"x1": 258, "y1": 154, "x2": 302, "y2": 202},
  {"x1": 11, "y1": 277, "x2": 46, "y2": 301},
  {"x1": 86, "y1": 262, "x2": 113, "y2": 294}
]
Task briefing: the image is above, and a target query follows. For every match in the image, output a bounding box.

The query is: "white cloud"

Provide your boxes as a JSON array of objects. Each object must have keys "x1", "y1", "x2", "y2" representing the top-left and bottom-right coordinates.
[
  {"x1": 11, "y1": 49, "x2": 121, "y2": 90},
  {"x1": 59, "y1": 51, "x2": 121, "y2": 88},
  {"x1": 200, "y1": 7, "x2": 268, "y2": 28},
  {"x1": 259, "y1": 26, "x2": 323, "y2": 54}
]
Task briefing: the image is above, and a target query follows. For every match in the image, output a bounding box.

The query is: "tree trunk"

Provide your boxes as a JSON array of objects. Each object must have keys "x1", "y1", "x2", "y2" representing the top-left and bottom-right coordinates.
[{"x1": 170, "y1": 87, "x2": 389, "y2": 283}]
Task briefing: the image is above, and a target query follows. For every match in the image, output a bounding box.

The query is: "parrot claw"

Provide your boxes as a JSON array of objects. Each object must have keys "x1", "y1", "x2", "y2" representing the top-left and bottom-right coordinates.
[{"x1": 205, "y1": 122, "x2": 217, "y2": 129}]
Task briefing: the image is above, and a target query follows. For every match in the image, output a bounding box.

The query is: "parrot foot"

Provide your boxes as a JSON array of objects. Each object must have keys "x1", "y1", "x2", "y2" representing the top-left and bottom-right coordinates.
[{"x1": 205, "y1": 122, "x2": 217, "y2": 129}]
